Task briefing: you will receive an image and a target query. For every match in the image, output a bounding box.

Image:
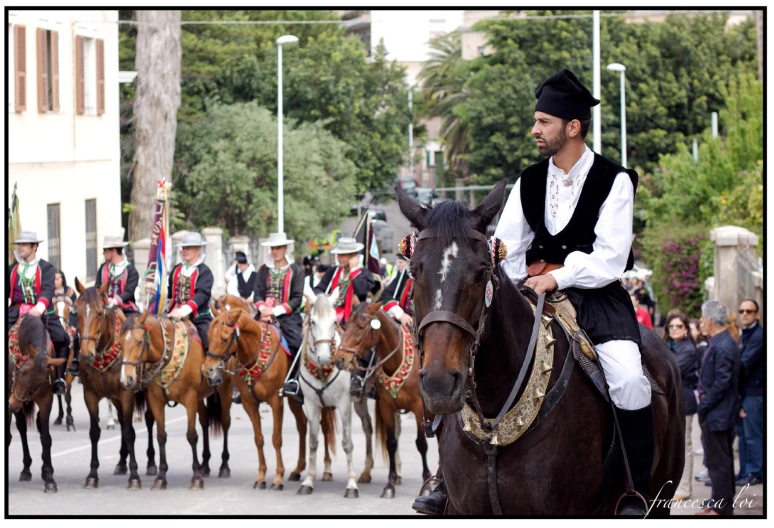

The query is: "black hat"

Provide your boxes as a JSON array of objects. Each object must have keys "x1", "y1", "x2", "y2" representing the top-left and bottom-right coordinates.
[
  {"x1": 534, "y1": 68, "x2": 599, "y2": 121},
  {"x1": 235, "y1": 251, "x2": 248, "y2": 264}
]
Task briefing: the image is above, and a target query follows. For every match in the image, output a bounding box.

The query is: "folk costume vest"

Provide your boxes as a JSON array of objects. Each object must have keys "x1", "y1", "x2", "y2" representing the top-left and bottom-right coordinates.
[
  {"x1": 99, "y1": 261, "x2": 139, "y2": 312},
  {"x1": 326, "y1": 267, "x2": 364, "y2": 324},
  {"x1": 169, "y1": 263, "x2": 212, "y2": 319},
  {"x1": 9, "y1": 261, "x2": 54, "y2": 316},
  {"x1": 236, "y1": 270, "x2": 257, "y2": 300}
]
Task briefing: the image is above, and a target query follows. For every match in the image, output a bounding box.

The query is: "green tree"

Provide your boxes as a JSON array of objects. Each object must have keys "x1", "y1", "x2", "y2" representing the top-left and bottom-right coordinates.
[{"x1": 174, "y1": 101, "x2": 357, "y2": 242}]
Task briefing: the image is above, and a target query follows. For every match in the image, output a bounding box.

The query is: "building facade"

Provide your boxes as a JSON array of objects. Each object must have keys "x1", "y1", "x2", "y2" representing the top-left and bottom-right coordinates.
[{"x1": 8, "y1": 10, "x2": 122, "y2": 286}]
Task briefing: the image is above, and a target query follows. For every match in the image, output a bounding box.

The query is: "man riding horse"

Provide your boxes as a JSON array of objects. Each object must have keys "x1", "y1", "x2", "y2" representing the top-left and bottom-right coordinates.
[
  {"x1": 249, "y1": 232, "x2": 305, "y2": 403},
  {"x1": 311, "y1": 237, "x2": 375, "y2": 397},
  {"x1": 8, "y1": 231, "x2": 70, "y2": 396},
  {"x1": 68, "y1": 232, "x2": 139, "y2": 377},
  {"x1": 414, "y1": 68, "x2": 654, "y2": 516},
  {"x1": 166, "y1": 232, "x2": 213, "y2": 352},
  {"x1": 379, "y1": 254, "x2": 413, "y2": 327}
]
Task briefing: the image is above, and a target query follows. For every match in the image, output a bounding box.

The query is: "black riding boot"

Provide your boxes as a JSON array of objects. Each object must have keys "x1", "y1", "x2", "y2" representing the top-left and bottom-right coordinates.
[
  {"x1": 52, "y1": 346, "x2": 67, "y2": 396},
  {"x1": 412, "y1": 469, "x2": 447, "y2": 515},
  {"x1": 615, "y1": 404, "x2": 655, "y2": 516},
  {"x1": 281, "y1": 355, "x2": 304, "y2": 405},
  {"x1": 66, "y1": 356, "x2": 80, "y2": 377}
]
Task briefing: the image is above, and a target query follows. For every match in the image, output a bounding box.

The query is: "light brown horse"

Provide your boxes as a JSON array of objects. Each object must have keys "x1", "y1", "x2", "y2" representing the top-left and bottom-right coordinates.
[
  {"x1": 73, "y1": 279, "x2": 158, "y2": 489},
  {"x1": 119, "y1": 311, "x2": 234, "y2": 490},
  {"x1": 8, "y1": 315, "x2": 67, "y2": 492},
  {"x1": 203, "y1": 304, "x2": 319, "y2": 489},
  {"x1": 335, "y1": 301, "x2": 432, "y2": 498}
]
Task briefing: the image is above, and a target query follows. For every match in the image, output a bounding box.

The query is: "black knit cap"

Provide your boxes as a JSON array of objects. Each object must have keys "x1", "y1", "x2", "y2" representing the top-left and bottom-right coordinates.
[
  {"x1": 534, "y1": 68, "x2": 600, "y2": 121},
  {"x1": 235, "y1": 251, "x2": 248, "y2": 264}
]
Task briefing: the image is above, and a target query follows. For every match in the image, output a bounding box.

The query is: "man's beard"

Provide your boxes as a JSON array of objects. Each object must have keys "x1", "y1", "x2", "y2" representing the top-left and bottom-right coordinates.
[{"x1": 537, "y1": 128, "x2": 567, "y2": 157}]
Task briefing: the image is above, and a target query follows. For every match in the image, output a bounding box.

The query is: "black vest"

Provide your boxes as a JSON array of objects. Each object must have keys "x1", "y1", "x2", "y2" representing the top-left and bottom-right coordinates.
[
  {"x1": 236, "y1": 270, "x2": 257, "y2": 299},
  {"x1": 520, "y1": 153, "x2": 638, "y2": 270}
]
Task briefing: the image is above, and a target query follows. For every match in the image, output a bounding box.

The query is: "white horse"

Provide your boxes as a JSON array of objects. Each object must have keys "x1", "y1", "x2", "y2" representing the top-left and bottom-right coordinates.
[{"x1": 297, "y1": 294, "x2": 359, "y2": 498}]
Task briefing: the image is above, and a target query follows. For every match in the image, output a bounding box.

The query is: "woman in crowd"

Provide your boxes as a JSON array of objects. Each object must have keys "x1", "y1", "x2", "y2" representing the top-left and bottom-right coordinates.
[
  {"x1": 53, "y1": 269, "x2": 78, "y2": 329},
  {"x1": 689, "y1": 317, "x2": 710, "y2": 485},
  {"x1": 665, "y1": 312, "x2": 699, "y2": 500}
]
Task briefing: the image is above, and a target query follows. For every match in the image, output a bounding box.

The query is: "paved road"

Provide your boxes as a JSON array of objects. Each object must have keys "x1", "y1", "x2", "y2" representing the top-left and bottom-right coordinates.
[{"x1": 8, "y1": 381, "x2": 438, "y2": 515}]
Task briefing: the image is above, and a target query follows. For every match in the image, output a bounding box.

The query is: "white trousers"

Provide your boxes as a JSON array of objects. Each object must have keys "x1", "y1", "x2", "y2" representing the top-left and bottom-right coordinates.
[{"x1": 595, "y1": 340, "x2": 652, "y2": 410}]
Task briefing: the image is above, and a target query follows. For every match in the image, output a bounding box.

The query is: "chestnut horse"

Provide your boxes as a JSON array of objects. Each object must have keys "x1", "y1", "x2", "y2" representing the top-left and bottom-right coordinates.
[
  {"x1": 335, "y1": 301, "x2": 433, "y2": 498},
  {"x1": 396, "y1": 182, "x2": 683, "y2": 515},
  {"x1": 203, "y1": 304, "x2": 313, "y2": 489},
  {"x1": 119, "y1": 311, "x2": 234, "y2": 490},
  {"x1": 73, "y1": 280, "x2": 158, "y2": 489},
  {"x1": 8, "y1": 315, "x2": 67, "y2": 492}
]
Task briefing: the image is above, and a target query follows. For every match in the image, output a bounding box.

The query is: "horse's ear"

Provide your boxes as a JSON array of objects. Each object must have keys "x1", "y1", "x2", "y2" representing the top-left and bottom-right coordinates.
[
  {"x1": 97, "y1": 282, "x2": 110, "y2": 298},
  {"x1": 366, "y1": 301, "x2": 383, "y2": 313},
  {"x1": 115, "y1": 308, "x2": 126, "y2": 324},
  {"x1": 396, "y1": 185, "x2": 427, "y2": 230},
  {"x1": 74, "y1": 277, "x2": 86, "y2": 295},
  {"x1": 211, "y1": 302, "x2": 221, "y2": 318},
  {"x1": 228, "y1": 308, "x2": 242, "y2": 324},
  {"x1": 352, "y1": 295, "x2": 361, "y2": 308},
  {"x1": 472, "y1": 179, "x2": 507, "y2": 233},
  {"x1": 46, "y1": 356, "x2": 67, "y2": 368},
  {"x1": 138, "y1": 310, "x2": 149, "y2": 325}
]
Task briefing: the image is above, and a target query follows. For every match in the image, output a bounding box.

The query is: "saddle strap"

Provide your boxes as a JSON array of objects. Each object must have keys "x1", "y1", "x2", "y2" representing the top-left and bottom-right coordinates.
[{"x1": 484, "y1": 444, "x2": 503, "y2": 515}]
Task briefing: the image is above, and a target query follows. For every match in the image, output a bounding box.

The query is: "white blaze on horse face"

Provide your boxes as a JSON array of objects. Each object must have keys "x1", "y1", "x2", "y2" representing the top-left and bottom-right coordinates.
[
  {"x1": 435, "y1": 289, "x2": 443, "y2": 310},
  {"x1": 86, "y1": 304, "x2": 91, "y2": 321},
  {"x1": 57, "y1": 301, "x2": 65, "y2": 318},
  {"x1": 439, "y1": 242, "x2": 458, "y2": 283}
]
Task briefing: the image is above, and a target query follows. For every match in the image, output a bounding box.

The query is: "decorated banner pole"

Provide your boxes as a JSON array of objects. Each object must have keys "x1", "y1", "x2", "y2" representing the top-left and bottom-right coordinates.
[
  {"x1": 144, "y1": 179, "x2": 172, "y2": 314},
  {"x1": 8, "y1": 182, "x2": 22, "y2": 262}
]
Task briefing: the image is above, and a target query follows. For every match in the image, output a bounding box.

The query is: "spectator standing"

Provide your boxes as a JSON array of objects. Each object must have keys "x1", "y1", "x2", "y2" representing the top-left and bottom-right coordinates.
[
  {"x1": 690, "y1": 317, "x2": 710, "y2": 482},
  {"x1": 630, "y1": 293, "x2": 653, "y2": 329},
  {"x1": 666, "y1": 313, "x2": 699, "y2": 500},
  {"x1": 736, "y1": 299, "x2": 763, "y2": 487},
  {"x1": 695, "y1": 300, "x2": 741, "y2": 516}
]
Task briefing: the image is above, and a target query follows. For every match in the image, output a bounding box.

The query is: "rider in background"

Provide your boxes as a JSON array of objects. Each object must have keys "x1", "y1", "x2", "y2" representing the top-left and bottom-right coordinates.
[{"x1": 379, "y1": 254, "x2": 413, "y2": 327}]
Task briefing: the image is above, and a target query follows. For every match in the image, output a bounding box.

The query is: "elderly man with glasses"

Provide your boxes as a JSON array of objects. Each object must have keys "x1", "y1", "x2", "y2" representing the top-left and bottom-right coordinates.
[{"x1": 736, "y1": 299, "x2": 763, "y2": 488}]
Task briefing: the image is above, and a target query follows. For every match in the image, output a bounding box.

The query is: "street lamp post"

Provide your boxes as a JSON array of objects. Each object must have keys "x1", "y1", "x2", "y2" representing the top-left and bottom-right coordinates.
[
  {"x1": 276, "y1": 34, "x2": 299, "y2": 234},
  {"x1": 606, "y1": 63, "x2": 627, "y2": 168}
]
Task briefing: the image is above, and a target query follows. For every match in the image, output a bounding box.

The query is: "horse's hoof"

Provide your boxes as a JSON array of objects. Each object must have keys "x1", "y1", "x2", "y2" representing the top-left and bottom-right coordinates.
[
  {"x1": 54, "y1": 417, "x2": 63, "y2": 425},
  {"x1": 44, "y1": 481, "x2": 58, "y2": 493},
  {"x1": 322, "y1": 472, "x2": 333, "y2": 482},
  {"x1": 254, "y1": 481, "x2": 267, "y2": 490},
  {"x1": 357, "y1": 474, "x2": 372, "y2": 484},
  {"x1": 113, "y1": 464, "x2": 128, "y2": 476},
  {"x1": 288, "y1": 472, "x2": 301, "y2": 482},
  {"x1": 84, "y1": 477, "x2": 99, "y2": 489},
  {"x1": 200, "y1": 466, "x2": 211, "y2": 477},
  {"x1": 395, "y1": 476, "x2": 403, "y2": 486},
  {"x1": 189, "y1": 478, "x2": 204, "y2": 490},
  {"x1": 106, "y1": 424, "x2": 116, "y2": 430},
  {"x1": 127, "y1": 479, "x2": 142, "y2": 490},
  {"x1": 66, "y1": 424, "x2": 76, "y2": 432},
  {"x1": 151, "y1": 478, "x2": 167, "y2": 490},
  {"x1": 344, "y1": 488, "x2": 359, "y2": 499},
  {"x1": 297, "y1": 485, "x2": 313, "y2": 495},
  {"x1": 381, "y1": 487, "x2": 395, "y2": 499},
  {"x1": 146, "y1": 466, "x2": 158, "y2": 477},
  {"x1": 218, "y1": 468, "x2": 231, "y2": 478},
  {"x1": 19, "y1": 471, "x2": 32, "y2": 482},
  {"x1": 270, "y1": 483, "x2": 284, "y2": 491}
]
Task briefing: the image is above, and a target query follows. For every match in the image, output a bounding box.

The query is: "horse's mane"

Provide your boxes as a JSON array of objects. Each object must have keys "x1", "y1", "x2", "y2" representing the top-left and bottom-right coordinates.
[
  {"x1": 423, "y1": 200, "x2": 475, "y2": 248},
  {"x1": 80, "y1": 286, "x2": 102, "y2": 307},
  {"x1": 312, "y1": 293, "x2": 335, "y2": 321},
  {"x1": 19, "y1": 316, "x2": 50, "y2": 371}
]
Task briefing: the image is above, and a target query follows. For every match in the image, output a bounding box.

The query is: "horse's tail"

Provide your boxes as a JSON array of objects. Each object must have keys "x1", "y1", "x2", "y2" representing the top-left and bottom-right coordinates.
[
  {"x1": 134, "y1": 389, "x2": 147, "y2": 420},
  {"x1": 322, "y1": 407, "x2": 337, "y2": 456},
  {"x1": 375, "y1": 405, "x2": 389, "y2": 462},
  {"x1": 23, "y1": 401, "x2": 36, "y2": 428},
  {"x1": 206, "y1": 392, "x2": 223, "y2": 438}
]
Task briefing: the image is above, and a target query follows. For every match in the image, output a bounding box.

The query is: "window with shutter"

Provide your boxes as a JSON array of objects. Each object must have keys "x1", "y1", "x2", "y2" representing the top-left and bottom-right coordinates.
[
  {"x1": 50, "y1": 30, "x2": 59, "y2": 112},
  {"x1": 96, "y1": 38, "x2": 105, "y2": 115},
  {"x1": 75, "y1": 35, "x2": 84, "y2": 115},
  {"x1": 47, "y1": 203, "x2": 61, "y2": 270},
  {"x1": 85, "y1": 199, "x2": 98, "y2": 282},
  {"x1": 16, "y1": 25, "x2": 26, "y2": 112},
  {"x1": 36, "y1": 28, "x2": 49, "y2": 113}
]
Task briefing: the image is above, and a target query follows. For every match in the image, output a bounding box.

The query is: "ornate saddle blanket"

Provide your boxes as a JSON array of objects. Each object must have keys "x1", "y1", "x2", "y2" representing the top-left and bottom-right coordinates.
[
  {"x1": 377, "y1": 325, "x2": 416, "y2": 398},
  {"x1": 92, "y1": 318, "x2": 123, "y2": 372},
  {"x1": 235, "y1": 324, "x2": 288, "y2": 385},
  {"x1": 154, "y1": 321, "x2": 191, "y2": 391},
  {"x1": 9, "y1": 317, "x2": 54, "y2": 369}
]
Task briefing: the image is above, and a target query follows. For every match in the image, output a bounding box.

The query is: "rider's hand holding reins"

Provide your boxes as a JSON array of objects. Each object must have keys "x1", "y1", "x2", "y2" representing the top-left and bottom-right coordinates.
[
  {"x1": 523, "y1": 274, "x2": 558, "y2": 295},
  {"x1": 399, "y1": 313, "x2": 413, "y2": 327}
]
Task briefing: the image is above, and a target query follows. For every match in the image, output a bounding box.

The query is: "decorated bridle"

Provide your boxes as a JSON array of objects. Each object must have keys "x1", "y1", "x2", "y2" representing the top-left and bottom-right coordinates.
[
  {"x1": 79, "y1": 303, "x2": 118, "y2": 364},
  {"x1": 205, "y1": 319, "x2": 242, "y2": 375},
  {"x1": 122, "y1": 316, "x2": 172, "y2": 387},
  {"x1": 337, "y1": 310, "x2": 401, "y2": 374}
]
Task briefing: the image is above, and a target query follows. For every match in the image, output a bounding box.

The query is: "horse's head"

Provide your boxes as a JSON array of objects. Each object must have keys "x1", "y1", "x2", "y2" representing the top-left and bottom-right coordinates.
[
  {"x1": 119, "y1": 311, "x2": 153, "y2": 389},
  {"x1": 396, "y1": 180, "x2": 507, "y2": 415},
  {"x1": 334, "y1": 301, "x2": 383, "y2": 371},
  {"x1": 203, "y1": 308, "x2": 245, "y2": 386},
  {"x1": 9, "y1": 316, "x2": 65, "y2": 412},
  {"x1": 306, "y1": 294, "x2": 339, "y2": 367},
  {"x1": 74, "y1": 277, "x2": 111, "y2": 363}
]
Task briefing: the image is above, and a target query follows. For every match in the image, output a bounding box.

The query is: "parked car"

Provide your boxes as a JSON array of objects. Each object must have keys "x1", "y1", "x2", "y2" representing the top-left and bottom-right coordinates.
[
  {"x1": 396, "y1": 178, "x2": 418, "y2": 198},
  {"x1": 368, "y1": 208, "x2": 387, "y2": 222},
  {"x1": 416, "y1": 187, "x2": 437, "y2": 206}
]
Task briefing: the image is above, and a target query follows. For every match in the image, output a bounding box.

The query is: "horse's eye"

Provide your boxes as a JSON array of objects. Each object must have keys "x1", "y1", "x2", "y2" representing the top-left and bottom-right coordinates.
[{"x1": 475, "y1": 268, "x2": 488, "y2": 282}]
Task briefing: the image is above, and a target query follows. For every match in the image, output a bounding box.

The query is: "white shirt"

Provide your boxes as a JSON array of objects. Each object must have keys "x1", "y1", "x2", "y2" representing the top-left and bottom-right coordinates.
[
  {"x1": 226, "y1": 264, "x2": 255, "y2": 299},
  {"x1": 494, "y1": 146, "x2": 634, "y2": 290}
]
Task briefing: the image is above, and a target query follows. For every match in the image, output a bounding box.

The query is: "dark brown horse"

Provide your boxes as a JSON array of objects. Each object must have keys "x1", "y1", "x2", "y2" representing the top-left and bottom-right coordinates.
[
  {"x1": 119, "y1": 311, "x2": 233, "y2": 490},
  {"x1": 8, "y1": 315, "x2": 67, "y2": 492},
  {"x1": 73, "y1": 280, "x2": 157, "y2": 489},
  {"x1": 396, "y1": 182, "x2": 684, "y2": 515},
  {"x1": 335, "y1": 301, "x2": 433, "y2": 498}
]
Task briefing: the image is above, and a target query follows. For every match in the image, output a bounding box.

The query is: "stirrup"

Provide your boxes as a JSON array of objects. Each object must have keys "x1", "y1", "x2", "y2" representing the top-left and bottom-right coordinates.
[
  {"x1": 52, "y1": 378, "x2": 66, "y2": 395},
  {"x1": 282, "y1": 379, "x2": 300, "y2": 396},
  {"x1": 615, "y1": 491, "x2": 648, "y2": 516},
  {"x1": 66, "y1": 362, "x2": 80, "y2": 376}
]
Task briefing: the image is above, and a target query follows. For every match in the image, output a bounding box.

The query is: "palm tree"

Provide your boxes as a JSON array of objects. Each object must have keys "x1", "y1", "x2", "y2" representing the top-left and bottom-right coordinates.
[{"x1": 417, "y1": 31, "x2": 470, "y2": 176}]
